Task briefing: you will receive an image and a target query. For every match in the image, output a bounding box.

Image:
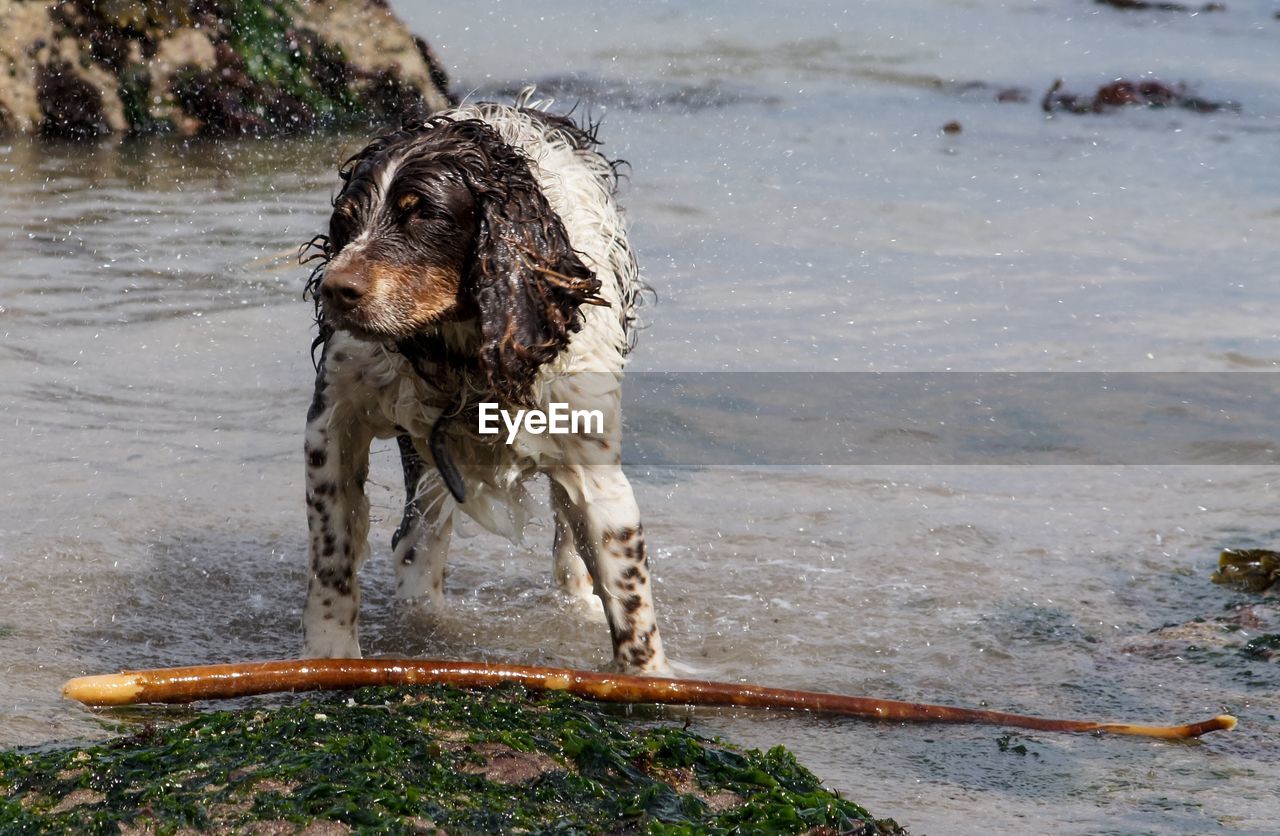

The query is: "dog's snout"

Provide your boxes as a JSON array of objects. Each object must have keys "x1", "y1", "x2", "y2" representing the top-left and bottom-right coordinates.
[{"x1": 320, "y1": 263, "x2": 370, "y2": 311}]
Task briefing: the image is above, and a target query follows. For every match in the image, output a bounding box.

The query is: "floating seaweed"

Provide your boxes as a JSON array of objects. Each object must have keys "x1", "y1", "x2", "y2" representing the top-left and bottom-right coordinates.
[
  {"x1": 1213, "y1": 549, "x2": 1280, "y2": 593},
  {"x1": 1041, "y1": 78, "x2": 1240, "y2": 114},
  {"x1": 1240, "y1": 633, "x2": 1280, "y2": 661},
  {"x1": 1094, "y1": 0, "x2": 1226, "y2": 12}
]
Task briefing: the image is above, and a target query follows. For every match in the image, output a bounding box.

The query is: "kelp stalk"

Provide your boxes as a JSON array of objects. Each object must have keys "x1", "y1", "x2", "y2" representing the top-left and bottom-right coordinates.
[{"x1": 63, "y1": 658, "x2": 1236, "y2": 739}]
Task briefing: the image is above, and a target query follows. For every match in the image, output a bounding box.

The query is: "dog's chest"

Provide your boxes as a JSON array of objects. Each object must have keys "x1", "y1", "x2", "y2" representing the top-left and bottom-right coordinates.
[{"x1": 325, "y1": 332, "x2": 556, "y2": 471}]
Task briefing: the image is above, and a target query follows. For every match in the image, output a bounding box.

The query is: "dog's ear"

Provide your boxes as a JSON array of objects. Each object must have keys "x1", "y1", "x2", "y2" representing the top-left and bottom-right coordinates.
[{"x1": 459, "y1": 124, "x2": 605, "y2": 405}]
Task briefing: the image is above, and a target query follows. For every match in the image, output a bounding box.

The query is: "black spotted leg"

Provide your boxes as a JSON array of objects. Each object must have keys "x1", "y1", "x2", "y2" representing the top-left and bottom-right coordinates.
[
  {"x1": 550, "y1": 466, "x2": 668, "y2": 674},
  {"x1": 302, "y1": 362, "x2": 374, "y2": 658}
]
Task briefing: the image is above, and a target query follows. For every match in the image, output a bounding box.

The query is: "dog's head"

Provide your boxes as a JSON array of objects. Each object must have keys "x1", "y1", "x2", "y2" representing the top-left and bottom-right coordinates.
[{"x1": 307, "y1": 117, "x2": 604, "y2": 402}]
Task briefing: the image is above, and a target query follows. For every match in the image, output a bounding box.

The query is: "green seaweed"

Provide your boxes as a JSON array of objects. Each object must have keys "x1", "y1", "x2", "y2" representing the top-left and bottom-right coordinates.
[
  {"x1": 995, "y1": 734, "x2": 1039, "y2": 758},
  {"x1": 1241, "y1": 633, "x2": 1280, "y2": 661},
  {"x1": 0, "y1": 685, "x2": 905, "y2": 834},
  {"x1": 226, "y1": 0, "x2": 352, "y2": 123},
  {"x1": 117, "y1": 64, "x2": 173, "y2": 135},
  {"x1": 1212, "y1": 549, "x2": 1280, "y2": 594}
]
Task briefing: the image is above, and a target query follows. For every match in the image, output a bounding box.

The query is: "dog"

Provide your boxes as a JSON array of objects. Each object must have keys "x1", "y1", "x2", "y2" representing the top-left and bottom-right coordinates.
[{"x1": 299, "y1": 93, "x2": 668, "y2": 675}]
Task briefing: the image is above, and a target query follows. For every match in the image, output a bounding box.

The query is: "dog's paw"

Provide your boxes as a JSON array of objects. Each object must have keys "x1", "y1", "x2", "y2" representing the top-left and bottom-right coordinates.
[
  {"x1": 399, "y1": 596, "x2": 448, "y2": 625},
  {"x1": 302, "y1": 630, "x2": 362, "y2": 660},
  {"x1": 395, "y1": 587, "x2": 448, "y2": 611},
  {"x1": 605, "y1": 655, "x2": 673, "y2": 678},
  {"x1": 565, "y1": 590, "x2": 607, "y2": 622},
  {"x1": 554, "y1": 571, "x2": 599, "y2": 603}
]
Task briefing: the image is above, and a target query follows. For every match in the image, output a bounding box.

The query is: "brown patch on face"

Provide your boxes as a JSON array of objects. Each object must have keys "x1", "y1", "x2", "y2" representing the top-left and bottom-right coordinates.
[
  {"x1": 322, "y1": 252, "x2": 463, "y2": 339},
  {"x1": 374, "y1": 261, "x2": 462, "y2": 328}
]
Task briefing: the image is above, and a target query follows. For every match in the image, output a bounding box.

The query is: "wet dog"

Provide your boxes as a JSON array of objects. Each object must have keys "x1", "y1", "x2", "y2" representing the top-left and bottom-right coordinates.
[{"x1": 299, "y1": 95, "x2": 667, "y2": 674}]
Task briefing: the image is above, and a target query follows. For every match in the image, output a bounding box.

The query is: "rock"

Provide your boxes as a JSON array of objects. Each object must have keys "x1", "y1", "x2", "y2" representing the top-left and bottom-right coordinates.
[
  {"x1": 294, "y1": 0, "x2": 453, "y2": 120},
  {"x1": 0, "y1": 684, "x2": 908, "y2": 833},
  {"x1": 0, "y1": 0, "x2": 453, "y2": 137},
  {"x1": 146, "y1": 27, "x2": 218, "y2": 134}
]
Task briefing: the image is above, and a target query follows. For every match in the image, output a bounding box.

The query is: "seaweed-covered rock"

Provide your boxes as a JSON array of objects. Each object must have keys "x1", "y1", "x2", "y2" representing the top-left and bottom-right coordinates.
[
  {"x1": 1213, "y1": 549, "x2": 1280, "y2": 593},
  {"x1": 0, "y1": 0, "x2": 454, "y2": 137},
  {"x1": 0, "y1": 685, "x2": 907, "y2": 833}
]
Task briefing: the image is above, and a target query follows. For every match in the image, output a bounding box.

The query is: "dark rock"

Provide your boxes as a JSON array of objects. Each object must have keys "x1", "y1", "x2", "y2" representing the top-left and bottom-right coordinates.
[
  {"x1": 0, "y1": 0, "x2": 453, "y2": 137},
  {"x1": 36, "y1": 59, "x2": 109, "y2": 138},
  {"x1": 173, "y1": 65, "x2": 270, "y2": 136}
]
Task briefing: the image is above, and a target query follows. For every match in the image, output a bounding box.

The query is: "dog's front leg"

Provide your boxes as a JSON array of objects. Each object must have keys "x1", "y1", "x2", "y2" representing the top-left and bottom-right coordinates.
[
  {"x1": 391, "y1": 434, "x2": 454, "y2": 607},
  {"x1": 302, "y1": 366, "x2": 374, "y2": 658},
  {"x1": 551, "y1": 467, "x2": 669, "y2": 674},
  {"x1": 550, "y1": 479, "x2": 596, "y2": 605}
]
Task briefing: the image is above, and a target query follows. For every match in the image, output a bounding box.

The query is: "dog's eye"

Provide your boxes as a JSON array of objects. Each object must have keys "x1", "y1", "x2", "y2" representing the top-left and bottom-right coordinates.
[
  {"x1": 395, "y1": 193, "x2": 448, "y2": 225},
  {"x1": 395, "y1": 193, "x2": 421, "y2": 214}
]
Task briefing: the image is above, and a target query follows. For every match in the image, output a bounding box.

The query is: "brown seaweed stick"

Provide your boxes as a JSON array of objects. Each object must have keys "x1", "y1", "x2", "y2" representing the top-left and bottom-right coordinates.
[{"x1": 62, "y1": 658, "x2": 1236, "y2": 740}]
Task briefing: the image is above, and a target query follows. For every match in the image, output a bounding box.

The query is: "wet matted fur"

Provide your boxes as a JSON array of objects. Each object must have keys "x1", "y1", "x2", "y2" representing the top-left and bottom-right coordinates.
[{"x1": 299, "y1": 94, "x2": 667, "y2": 674}]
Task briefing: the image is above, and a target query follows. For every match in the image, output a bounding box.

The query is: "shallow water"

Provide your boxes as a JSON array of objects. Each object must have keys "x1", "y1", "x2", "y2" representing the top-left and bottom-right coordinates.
[{"x1": 3, "y1": 0, "x2": 1280, "y2": 832}]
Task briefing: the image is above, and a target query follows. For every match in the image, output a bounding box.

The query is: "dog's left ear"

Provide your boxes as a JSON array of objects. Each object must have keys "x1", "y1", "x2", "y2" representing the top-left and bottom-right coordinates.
[{"x1": 460, "y1": 128, "x2": 605, "y2": 405}]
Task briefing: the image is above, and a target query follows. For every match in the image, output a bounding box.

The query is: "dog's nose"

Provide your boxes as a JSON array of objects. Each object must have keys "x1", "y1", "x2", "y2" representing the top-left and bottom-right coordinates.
[{"x1": 320, "y1": 264, "x2": 370, "y2": 311}]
